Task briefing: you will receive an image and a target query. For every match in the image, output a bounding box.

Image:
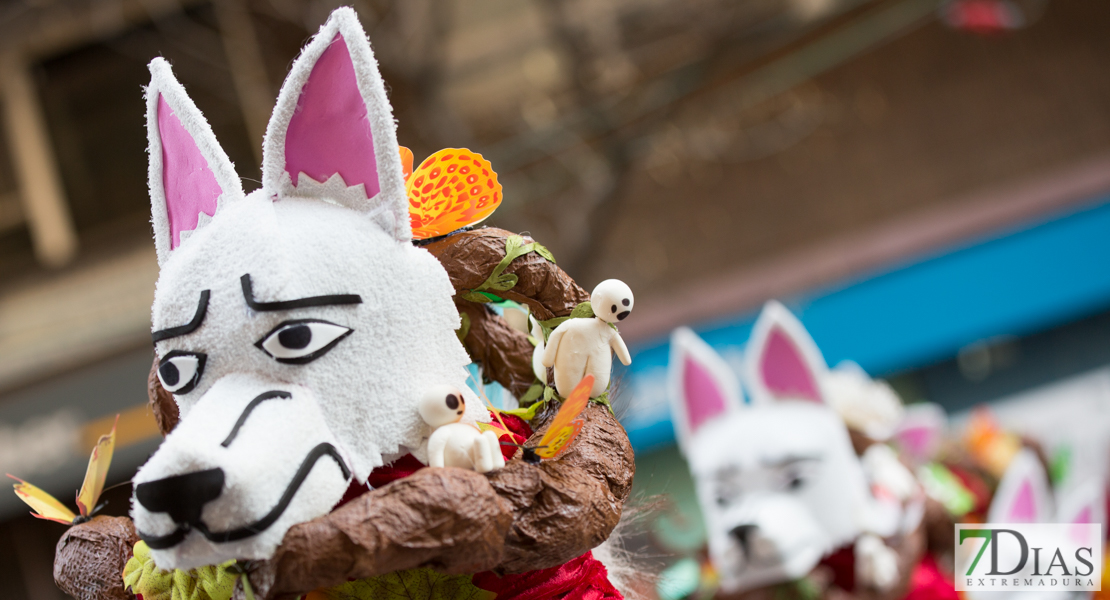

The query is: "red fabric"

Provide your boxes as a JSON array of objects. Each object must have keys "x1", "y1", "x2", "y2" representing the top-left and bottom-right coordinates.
[
  {"x1": 472, "y1": 551, "x2": 622, "y2": 600},
  {"x1": 946, "y1": 463, "x2": 992, "y2": 516},
  {"x1": 818, "y1": 544, "x2": 856, "y2": 592},
  {"x1": 367, "y1": 453, "x2": 428, "y2": 489},
  {"x1": 495, "y1": 411, "x2": 533, "y2": 460},
  {"x1": 904, "y1": 555, "x2": 958, "y2": 600}
]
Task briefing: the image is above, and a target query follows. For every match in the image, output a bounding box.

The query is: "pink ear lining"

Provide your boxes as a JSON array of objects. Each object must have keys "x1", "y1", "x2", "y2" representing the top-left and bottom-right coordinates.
[
  {"x1": 897, "y1": 426, "x2": 935, "y2": 460},
  {"x1": 158, "y1": 95, "x2": 222, "y2": 250},
  {"x1": 1009, "y1": 479, "x2": 1038, "y2": 522},
  {"x1": 760, "y1": 326, "x2": 822, "y2": 402},
  {"x1": 683, "y1": 356, "x2": 728, "y2": 433},
  {"x1": 285, "y1": 33, "x2": 380, "y2": 197}
]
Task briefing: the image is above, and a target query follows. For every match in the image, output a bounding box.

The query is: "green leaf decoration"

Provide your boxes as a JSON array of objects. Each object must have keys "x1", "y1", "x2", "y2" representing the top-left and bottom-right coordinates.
[
  {"x1": 488, "y1": 273, "x2": 518, "y2": 291},
  {"x1": 568, "y1": 303, "x2": 595, "y2": 319},
  {"x1": 917, "y1": 462, "x2": 976, "y2": 516},
  {"x1": 519, "y1": 382, "x2": 545, "y2": 405},
  {"x1": 537, "y1": 302, "x2": 598, "y2": 340},
  {"x1": 463, "y1": 236, "x2": 555, "y2": 302},
  {"x1": 505, "y1": 385, "x2": 613, "y2": 421},
  {"x1": 122, "y1": 541, "x2": 238, "y2": 600},
  {"x1": 313, "y1": 568, "x2": 496, "y2": 600},
  {"x1": 532, "y1": 243, "x2": 555, "y2": 263},
  {"x1": 456, "y1": 312, "x2": 471, "y2": 345}
]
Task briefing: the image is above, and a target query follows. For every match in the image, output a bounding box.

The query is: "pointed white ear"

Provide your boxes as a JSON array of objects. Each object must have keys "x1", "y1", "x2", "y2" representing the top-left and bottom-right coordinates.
[
  {"x1": 1057, "y1": 479, "x2": 1105, "y2": 526},
  {"x1": 893, "y1": 403, "x2": 947, "y2": 465},
  {"x1": 147, "y1": 58, "x2": 244, "y2": 266},
  {"x1": 668, "y1": 328, "x2": 743, "y2": 454},
  {"x1": 989, "y1": 449, "x2": 1053, "y2": 524},
  {"x1": 262, "y1": 7, "x2": 409, "y2": 242},
  {"x1": 743, "y1": 301, "x2": 828, "y2": 405}
]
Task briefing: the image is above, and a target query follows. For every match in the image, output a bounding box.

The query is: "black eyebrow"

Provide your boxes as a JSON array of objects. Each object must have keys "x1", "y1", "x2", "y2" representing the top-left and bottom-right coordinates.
[
  {"x1": 761, "y1": 454, "x2": 821, "y2": 468},
  {"x1": 240, "y1": 274, "x2": 362, "y2": 311},
  {"x1": 221, "y1": 390, "x2": 292, "y2": 447},
  {"x1": 152, "y1": 290, "x2": 210, "y2": 343}
]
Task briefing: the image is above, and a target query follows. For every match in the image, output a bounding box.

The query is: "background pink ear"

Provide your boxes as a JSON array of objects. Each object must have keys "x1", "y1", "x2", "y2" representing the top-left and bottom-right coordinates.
[
  {"x1": 1056, "y1": 480, "x2": 1105, "y2": 546},
  {"x1": 744, "y1": 301, "x2": 828, "y2": 405},
  {"x1": 893, "y1": 403, "x2": 947, "y2": 465},
  {"x1": 262, "y1": 8, "x2": 408, "y2": 241},
  {"x1": 668, "y1": 327, "x2": 743, "y2": 454},
  {"x1": 147, "y1": 58, "x2": 243, "y2": 266},
  {"x1": 989, "y1": 448, "x2": 1053, "y2": 524}
]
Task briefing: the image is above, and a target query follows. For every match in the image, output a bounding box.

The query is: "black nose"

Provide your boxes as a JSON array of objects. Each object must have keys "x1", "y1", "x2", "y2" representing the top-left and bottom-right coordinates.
[
  {"x1": 136, "y1": 468, "x2": 225, "y2": 526},
  {"x1": 729, "y1": 524, "x2": 758, "y2": 556}
]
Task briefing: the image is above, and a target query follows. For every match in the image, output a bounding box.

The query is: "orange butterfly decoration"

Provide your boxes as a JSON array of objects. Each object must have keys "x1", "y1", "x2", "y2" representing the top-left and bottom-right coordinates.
[
  {"x1": 401, "y1": 147, "x2": 503, "y2": 240},
  {"x1": 520, "y1": 375, "x2": 593, "y2": 464},
  {"x1": 8, "y1": 416, "x2": 118, "y2": 525}
]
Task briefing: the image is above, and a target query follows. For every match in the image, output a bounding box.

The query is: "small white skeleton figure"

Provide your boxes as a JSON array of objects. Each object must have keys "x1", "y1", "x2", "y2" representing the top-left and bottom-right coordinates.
[
  {"x1": 541, "y1": 279, "x2": 633, "y2": 398},
  {"x1": 419, "y1": 385, "x2": 505, "y2": 473}
]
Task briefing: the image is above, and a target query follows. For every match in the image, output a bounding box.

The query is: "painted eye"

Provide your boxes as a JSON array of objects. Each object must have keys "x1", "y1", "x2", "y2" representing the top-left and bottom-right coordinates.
[
  {"x1": 157, "y1": 351, "x2": 206, "y2": 394},
  {"x1": 256, "y1": 319, "x2": 352, "y2": 364}
]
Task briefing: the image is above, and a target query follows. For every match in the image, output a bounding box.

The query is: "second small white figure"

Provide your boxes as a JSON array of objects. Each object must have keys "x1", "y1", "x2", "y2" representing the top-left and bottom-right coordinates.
[
  {"x1": 420, "y1": 385, "x2": 505, "y2": 473},
  {"x1": 542, "y1": 279, "x2": 633, "y2": 398}
]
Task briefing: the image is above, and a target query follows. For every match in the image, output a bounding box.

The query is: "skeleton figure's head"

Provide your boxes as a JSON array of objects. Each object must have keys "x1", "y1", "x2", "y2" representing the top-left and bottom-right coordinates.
[
  {"x1": 592, "y1": 279, "x2": 633, "y2": 324},
  {"x1": 131, "y1": 9, "x2": 484, "y2": 570},
  {"x1": 668, "y1": 302, "x2": 881, "y2": 593}
]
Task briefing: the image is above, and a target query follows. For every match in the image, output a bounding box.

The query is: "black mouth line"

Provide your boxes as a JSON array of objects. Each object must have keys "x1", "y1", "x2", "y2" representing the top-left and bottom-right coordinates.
[{"x1": 138, "y1": 442, "x2": 350, "y2": 550}]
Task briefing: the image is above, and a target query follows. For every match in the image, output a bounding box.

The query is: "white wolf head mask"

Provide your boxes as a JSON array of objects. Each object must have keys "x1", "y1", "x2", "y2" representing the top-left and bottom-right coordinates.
[
  {"x1": 668, "y1": 302, "x2": 884, "y2": 593},
  {"x1": 131, "y1": 8, "x2": 483, "y2": 571}
]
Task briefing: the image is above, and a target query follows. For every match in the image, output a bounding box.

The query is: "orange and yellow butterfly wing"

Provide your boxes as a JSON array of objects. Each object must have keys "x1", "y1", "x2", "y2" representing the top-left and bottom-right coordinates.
[
  {"x1": 8, "y1": 475, "x2": 76, "y2": 524},
  {"x1": 406, "y1": 148, "x2": 502, "y2": 240},
  {"x1": 534, "y1": 420, "x2": 585, "y2": 460},
  {"x1": 535, "y1": 375, "x2": 593, "y2": 459},
  {"x1": 75, "y1": 416, "x2": 117, "y2": 517},
  {"x1": 399, "y1": 146, "x2": 414, "y2": 180}
]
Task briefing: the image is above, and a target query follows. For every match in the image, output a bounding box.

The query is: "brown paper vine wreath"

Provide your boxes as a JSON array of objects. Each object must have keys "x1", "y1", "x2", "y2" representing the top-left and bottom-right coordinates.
[{"x1": 54, "y1": 227, "x2": 634, "y2": 600}]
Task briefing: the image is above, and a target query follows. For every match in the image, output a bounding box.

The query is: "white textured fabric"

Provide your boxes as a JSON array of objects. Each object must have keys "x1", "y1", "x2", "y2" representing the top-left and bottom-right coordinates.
[
  {"x1": 146, "y1": 58, "x2": 244, "y2": 267},
  {"x1": 135, "y1": 9, "x2": 481, "y2": 570}
]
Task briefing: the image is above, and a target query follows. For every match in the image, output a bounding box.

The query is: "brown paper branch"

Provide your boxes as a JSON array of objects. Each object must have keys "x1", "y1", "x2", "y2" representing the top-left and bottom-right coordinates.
[
  {"x1": 244, "y1": 402, "x2": 634, "y2": 599},
  {"x1": 423, "y1": 228, "x2": 589, "y2": 322},
  {"x1": 148, "y1": 355, "x2": 180, "y2": 435},
  {"x1": 454, "y1": 300, "x2": 539, "y2": 399}
]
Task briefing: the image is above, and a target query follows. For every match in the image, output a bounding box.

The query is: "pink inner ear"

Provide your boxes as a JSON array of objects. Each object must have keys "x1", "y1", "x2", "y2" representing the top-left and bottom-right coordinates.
[
  {"x1": 760, "y1": 326, "x2": 822, "y2": 402},
  {"x1": 1009, "y1": 480, "x2": 1038, "y2": 522},
  {"x1": 158, "y1": 95, "x2": 222, "y2": 250},
  {"x1": 1069, "y1": 508, "x2": 1094, "y2": 546},
  {"x1": 285, "y1": 33, "x2": 380, "y2": 197},
  {"x1": 898, "y1": 426, "x2": 935, "y2": 460},
  {"x1": 683, "y1": 356, "x2": 727, "y2": 433}
]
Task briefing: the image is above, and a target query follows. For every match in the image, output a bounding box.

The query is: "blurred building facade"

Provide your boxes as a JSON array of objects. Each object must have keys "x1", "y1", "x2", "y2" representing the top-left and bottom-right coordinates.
[{"x1": 0, "y1": 0, "x2": 1108, "y2": 596}]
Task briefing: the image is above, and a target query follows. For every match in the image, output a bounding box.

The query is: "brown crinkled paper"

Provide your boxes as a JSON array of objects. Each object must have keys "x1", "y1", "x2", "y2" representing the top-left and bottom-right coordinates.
[
  {"x1": 454, "y1": 301, "x2": 539, "y2": 399},
  {"x1": 148, "y1": 355, "x2": 180, "y2": 435},
  {"x1": 244, "y1": 402, "x2": 634, "y2": 599},
  {"x1": 54, "y1": 516, "x2": 140, "y2": 600},
  {"x1": 423, "y1": 228, "x2": 590, "y2": 322}
]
